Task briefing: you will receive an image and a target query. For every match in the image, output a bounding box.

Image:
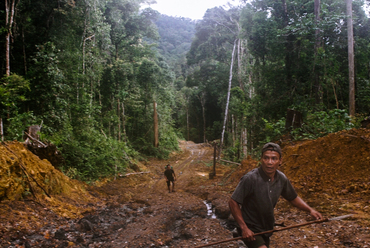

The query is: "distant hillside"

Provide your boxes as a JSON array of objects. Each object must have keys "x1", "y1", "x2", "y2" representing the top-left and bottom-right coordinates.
[{"x1": 154, "y1": 15, "x2": 196, "y2": 76}]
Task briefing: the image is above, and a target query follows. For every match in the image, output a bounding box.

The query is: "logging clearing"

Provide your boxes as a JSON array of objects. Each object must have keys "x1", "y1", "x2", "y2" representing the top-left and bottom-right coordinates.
[{"x1": 1, "y1": 129, "x2": 370, "y2": 247}]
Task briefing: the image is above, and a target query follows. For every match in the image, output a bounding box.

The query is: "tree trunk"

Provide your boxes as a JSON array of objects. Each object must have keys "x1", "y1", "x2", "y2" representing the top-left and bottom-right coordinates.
[
  {"x1": 115, "y1": 43, "x2": 119, "y2": 61},
  {"x1": 285, "y1": 109, "x2": 303, "y2": 129},
  {"x1": 118, "y1": 99, "x2": 121, "y2": 141},
  {"x1": 6, "y1": 30, "x2": 11, "y2": 77},
  {"x1": 313, "y1": 0, "x2": 323, "y2": 106},
  {"x1": 331, "y1": 79, "x2": 339, "y2": 109},
  {"x1": 242, "y1": 127, "x2": 247, "y2": 157},
  {"x1": 248, "y1": 74, "x2": 254, "y2": 98},
  {"x1": 281, "y1": 0, "x2": 293, "y2": 88},
  {"x1": 219, "y1": 39, "x2": 237, "y2": 159},
  {"x1": 237, "y1": 39, "x2": 245, "y2": 92},
  {"x1": 232, "y1": 115, "x2": 235, "y2": 147},
  {"x1": 235, "y1": 20, "x2": 246, "y2": 93},
  {"x1": 22, "y1": 28, "x2": 27, "y2": 74},
  {"x1": 83, "y1": 34, "x2": 95, "y2": 75},
  {"x1": 198, "y1": 92, "x2": 206, "y2": 143},
  {"x1": 5, "y1": 0, "x2": 18, "y2": 76},
  {"x1": 0, "y1": 118, "x2": 4, "y2": 141},
  {"x1": 213, "y1": 143, "x2": 217, "y2": 175},
  {"x1": 238, "y1": 122, "x2": 242, "y2": 159},
  {"x1": 347, "y1": 0, "x2": 355, "y2": 116},
  {"x1": 76, "y1": 80, "x2": 79, "y2": 104},
  {"x1": 202, "y1": 101, "x2": 206, "y2": 143},
  {"x1": 122, "y1": 102, "x2": 126, "y2": 142},
  {"x1": 186, "y1": 106, "x2": 189, "y2": 141},
  {"x1": 153, "y1": 101, "x2": 159, "y2": 147}
]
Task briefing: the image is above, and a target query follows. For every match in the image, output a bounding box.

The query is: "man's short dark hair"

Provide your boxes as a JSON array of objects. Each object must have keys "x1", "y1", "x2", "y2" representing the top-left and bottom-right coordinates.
[{"x1": 262, "y1": 142, "x2": 282, "y2": 158}]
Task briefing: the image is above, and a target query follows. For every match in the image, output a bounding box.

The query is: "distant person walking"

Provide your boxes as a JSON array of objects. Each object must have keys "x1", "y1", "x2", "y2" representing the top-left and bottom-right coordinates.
[
  {"x1": 229, "y1": 142, "x2": 322, "y2": 248},
  {"x1": 164, "y1": 164, "x2": 176, "y2": 193}
]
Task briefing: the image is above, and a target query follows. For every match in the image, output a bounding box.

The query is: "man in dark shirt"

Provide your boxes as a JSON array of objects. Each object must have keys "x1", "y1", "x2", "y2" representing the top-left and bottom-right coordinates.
[
  {"x1": 229, "y1": 142, "x2": 322, "y2": 248},
  {"x1": 164, "y1": 164, "x2": 176, "y2": 193}
]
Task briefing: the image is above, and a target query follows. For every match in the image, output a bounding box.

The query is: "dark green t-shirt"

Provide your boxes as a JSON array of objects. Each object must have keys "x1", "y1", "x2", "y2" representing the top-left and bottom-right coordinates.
[
  {"x1": 231, "y1": 166, "x2": 297, "y2": 237},
  {"x1": 164, "y1": 169, "x2": 175, "y2": 181}
]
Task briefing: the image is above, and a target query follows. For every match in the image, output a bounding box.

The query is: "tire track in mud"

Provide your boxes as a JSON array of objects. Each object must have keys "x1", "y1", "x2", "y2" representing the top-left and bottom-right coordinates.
[{"x1": 175, "y1": 142, "x2": 210, "y2": 171}]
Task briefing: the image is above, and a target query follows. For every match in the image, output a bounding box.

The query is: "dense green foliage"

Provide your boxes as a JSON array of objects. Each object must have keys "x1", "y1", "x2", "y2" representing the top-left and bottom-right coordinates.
[
  {"x1": 263, "y1": 109, "x2": 354, "y2": 142},
  {"x1": 153, "y1": 15, "x2": 196, "y2": 78},
  {"x1": 1, "y1": 0, "x2": 180, "y2": 180},
  {"x1": 1, "y1": 0, "x2": 369, "y2": 177},
  {"x1": 182, "y1": 1, "x2": 370, "y2": 161}
]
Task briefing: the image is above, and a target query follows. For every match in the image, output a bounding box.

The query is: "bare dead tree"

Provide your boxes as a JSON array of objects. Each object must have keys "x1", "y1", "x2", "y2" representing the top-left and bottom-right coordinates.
[{"x1": 219, "y1": 39, "x2": 237, "y2": 159}]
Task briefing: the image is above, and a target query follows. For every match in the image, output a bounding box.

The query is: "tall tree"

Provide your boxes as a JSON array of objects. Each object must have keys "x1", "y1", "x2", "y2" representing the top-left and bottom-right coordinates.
[
  {"x1": 313, "y1": 0, "x2": 323, "y2": 106},
  {"x1": 219, "y1": 39, "x2": 237, "y2": 158},
  {"x1": 197, "y1": 90, "x2": 207, "y2": 143},
  {"x1": 347, "y1": 0, "x2": 355, "y2": 116},
  {"x1": 5, "y1": 0, "x2": 19, "y2": 76},
  {"x1": 153, "y1": 101, "x2": 158, "y2": 147}
]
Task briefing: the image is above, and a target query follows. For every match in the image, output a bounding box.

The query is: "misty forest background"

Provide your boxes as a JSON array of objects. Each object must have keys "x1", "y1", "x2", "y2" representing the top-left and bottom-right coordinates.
[{"x1": 1, "y1": 0, "x2": 370, "y2": 181}]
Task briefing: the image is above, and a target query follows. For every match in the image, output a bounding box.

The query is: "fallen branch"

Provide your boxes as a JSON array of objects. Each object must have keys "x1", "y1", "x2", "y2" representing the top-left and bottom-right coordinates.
[
  {"x1": 120, "y1": 171, "x2": 150, "y2": 177},
  {"x1": 22, "y1": 164, "x2": 39, "y2": 200},
  {"x1": 24, "y1": 131, "x2": 47, "y2": 148},
  {"x1": 101, "y1": 129, "x2": 107, "y2": 139},
  {"x1": 219, "y1": 159, "x2": 241, "y2": 166},
  {"x1": 341, "y1": 134, "x2": 359, "y2": 138},
  {"x1": 24, "y1": 198, "x2": 46, "y2": 208}
]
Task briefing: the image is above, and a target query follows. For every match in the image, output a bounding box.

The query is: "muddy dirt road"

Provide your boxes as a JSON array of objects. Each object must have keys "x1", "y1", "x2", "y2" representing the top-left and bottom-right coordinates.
[
  {"x1": 0, "y1": 141, "x2": 239, "y2": 248},
  {"x1": 1, "y1": 133, "x2": 370, "y2": 247},
  {"x1": 93, "y1": 141, "x2": 237, "y2": 248}
]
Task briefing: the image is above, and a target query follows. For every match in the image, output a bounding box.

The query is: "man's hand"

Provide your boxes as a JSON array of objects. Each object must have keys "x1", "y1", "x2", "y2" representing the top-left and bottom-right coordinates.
[
  {"x1": 241, "y1": 226, "x2": 255, "y2": 242},
  {"x1": 229, "y1": 198, "x2": 255, "y2": 241},
  {"x1": 290, "y1": 197, "x2": 323, "y2": 220},
  {"x1": 310, "y1": 209, "x2": 323, "y2": 220}
]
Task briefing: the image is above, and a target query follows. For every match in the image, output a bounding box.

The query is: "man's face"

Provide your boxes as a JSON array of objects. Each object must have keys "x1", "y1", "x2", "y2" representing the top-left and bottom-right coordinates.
[{"x1": 261, "y1": 150, "x2": 282, "y2": 178}]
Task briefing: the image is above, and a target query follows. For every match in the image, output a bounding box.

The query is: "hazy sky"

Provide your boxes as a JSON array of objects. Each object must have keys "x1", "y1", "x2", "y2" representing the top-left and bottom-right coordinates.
[{"x1": 144, "y1": 0, "x2": 239, "y2": 20}]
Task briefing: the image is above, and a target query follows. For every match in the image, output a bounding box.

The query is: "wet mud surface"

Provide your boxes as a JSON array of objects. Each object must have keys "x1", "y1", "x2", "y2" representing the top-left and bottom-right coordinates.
[{"x1": 1, "y1": 129, "x2": 370, "y2": 247}]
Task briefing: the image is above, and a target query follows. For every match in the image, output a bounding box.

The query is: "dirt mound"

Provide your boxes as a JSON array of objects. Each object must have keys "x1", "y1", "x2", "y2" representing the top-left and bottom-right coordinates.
[
  {"x1": 215, "y1": 129, "x2": 370, "y2": 198},
  {"x1": 0, "y1": 141, "x2": 97, "y2": 219},
  {"x1": 280, "y1": 128, "x2": 370, "y2": 197}
]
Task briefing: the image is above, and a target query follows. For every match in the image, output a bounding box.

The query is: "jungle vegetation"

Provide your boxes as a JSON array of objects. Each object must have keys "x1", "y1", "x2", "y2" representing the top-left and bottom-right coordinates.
[{"x1": 1, "y1": 0, "x2": 369, "y2": 180}]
